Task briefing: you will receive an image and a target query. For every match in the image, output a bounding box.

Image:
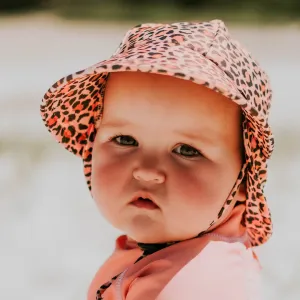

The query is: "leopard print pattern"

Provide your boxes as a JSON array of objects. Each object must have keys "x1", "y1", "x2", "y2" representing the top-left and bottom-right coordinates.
[{"x1": 40, "y1": 19, "x2": 274, "y2": 298}]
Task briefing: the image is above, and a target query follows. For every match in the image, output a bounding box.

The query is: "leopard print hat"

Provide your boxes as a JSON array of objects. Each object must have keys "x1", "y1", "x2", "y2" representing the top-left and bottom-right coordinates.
[{"x1": 41, "y1": 19, "x2": 274, "y2": 248}]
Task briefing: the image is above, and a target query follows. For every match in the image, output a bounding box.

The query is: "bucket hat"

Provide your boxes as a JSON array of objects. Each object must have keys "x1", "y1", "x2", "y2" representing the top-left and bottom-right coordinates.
[{"x1": 41, "y1": 19, "x2": 274, "y2": 250}]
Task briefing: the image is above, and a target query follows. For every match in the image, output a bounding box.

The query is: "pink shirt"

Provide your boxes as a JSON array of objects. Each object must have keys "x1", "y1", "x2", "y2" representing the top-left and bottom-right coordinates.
[
  {"x1": 157, "y1": 240, "x2": 261, "y2": 300},
  {"x1": 88, "y1": 234, "x2": 261, "y2": 299}
]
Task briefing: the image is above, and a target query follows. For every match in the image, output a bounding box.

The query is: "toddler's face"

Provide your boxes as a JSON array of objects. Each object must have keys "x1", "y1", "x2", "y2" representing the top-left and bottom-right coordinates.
[{"x1": 91, "y1": 72, "x2": 244, "y2": 243}]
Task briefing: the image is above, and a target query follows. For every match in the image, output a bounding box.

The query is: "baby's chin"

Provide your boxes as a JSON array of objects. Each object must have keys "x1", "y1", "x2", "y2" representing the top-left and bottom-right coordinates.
[
  {"x1": 117, "y1": 214, "x2": 171, "y2": 244},
  {"x1": 122, "y1": 217, "x2": 196, "y2": 244},
  {"x1": 128, "y1": 231, "x2": 198, "y2": 244},
  {"x1": 109, "y1": 209, "x2": 206, "y2": 244},
  {"x1": 128, "y1": 233, "x2": 175, "y2": 244}
]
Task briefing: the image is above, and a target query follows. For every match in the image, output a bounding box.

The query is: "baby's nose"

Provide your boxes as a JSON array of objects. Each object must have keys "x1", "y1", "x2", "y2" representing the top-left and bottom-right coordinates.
[{"x1": 133, "y1": 168, "x2": 165, "y2": 184}]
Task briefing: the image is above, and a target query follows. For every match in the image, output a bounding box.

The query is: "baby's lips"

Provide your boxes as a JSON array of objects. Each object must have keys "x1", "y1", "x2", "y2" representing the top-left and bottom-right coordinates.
[
  {"x1": 130, "y1": 190, "x2": 159, "y2": 207},
  {"x1": 131, "y1": 198, "x2": 159, "y2": 210}
]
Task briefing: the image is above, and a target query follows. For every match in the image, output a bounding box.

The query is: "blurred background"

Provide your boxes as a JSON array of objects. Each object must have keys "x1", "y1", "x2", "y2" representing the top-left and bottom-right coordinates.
[{"x1": 1, "y1": 1, "x2": 300, "y2": 299}]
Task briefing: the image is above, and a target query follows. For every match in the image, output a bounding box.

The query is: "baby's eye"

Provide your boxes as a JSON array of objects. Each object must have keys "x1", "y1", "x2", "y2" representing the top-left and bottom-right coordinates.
[
  {"x1": 173, "y1": 144, "x2": 202, "y2": 158},
  {"x1": 109, "y1": 135, "x2": 138, "y2": 146},
  {"x1": 109, "y1": 135, "x2": 202, "y2": 158}
]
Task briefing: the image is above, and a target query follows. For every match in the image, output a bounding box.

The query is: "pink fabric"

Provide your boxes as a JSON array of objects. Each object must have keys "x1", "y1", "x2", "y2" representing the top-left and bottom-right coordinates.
[
  {"x1": 156, "y1": 241, "x2": 262, "y2": 300},
  {"x1": 88, "y1": 204, "x2": 262, "y2": 299},
  {"x1": 87, "y1": 236, "x2": 262, "y2": 300}
]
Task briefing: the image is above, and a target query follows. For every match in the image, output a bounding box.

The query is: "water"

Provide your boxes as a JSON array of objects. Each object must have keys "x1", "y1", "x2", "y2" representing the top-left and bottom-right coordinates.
[{"x1": 1, "y1": 14, "x2": 300, "y2": 300}]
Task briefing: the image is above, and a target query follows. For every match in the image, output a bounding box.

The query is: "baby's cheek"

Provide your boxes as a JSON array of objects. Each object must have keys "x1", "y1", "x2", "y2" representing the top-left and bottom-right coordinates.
[
  {"x1": 91, "y1": 159, "x2": 117, "y2": 205},
  {"x1": 170, "y1": 169, "x2": 225, "y2": 227},
  {"x1": 172, "y1": 168, "x2": 216, "y2": 206},
  {"x1": 91, "y1": 166, "x2": 118, "y2": 225}
]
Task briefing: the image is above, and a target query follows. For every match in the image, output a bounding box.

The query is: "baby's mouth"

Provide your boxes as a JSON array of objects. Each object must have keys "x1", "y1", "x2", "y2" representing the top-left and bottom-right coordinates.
[{"x1": 130, "y1": 197, "x2": 159, "y2": 210}]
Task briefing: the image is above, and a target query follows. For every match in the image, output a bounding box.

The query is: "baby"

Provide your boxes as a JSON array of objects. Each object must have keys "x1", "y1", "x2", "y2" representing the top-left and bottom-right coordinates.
[{"x1": 41, "y1": 19, "x2": 274, "y2": 299}]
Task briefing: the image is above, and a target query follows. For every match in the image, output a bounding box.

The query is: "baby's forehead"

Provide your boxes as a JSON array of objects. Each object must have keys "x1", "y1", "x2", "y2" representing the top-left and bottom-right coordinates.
[
  {"x1": 101, "y1": 72, "x2": 242, "y2": 147},
  {"x1": 106, "y1": 71, "x2": 239, "y2": 108},
  {"x1": 104, "y1": 72, "x2": 240, "y2": 123}
]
